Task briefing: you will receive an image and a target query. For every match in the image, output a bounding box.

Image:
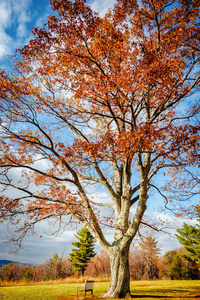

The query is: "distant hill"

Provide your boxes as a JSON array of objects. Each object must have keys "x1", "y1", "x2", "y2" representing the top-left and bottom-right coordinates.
[{"x1": 0, "y1": 260, "x2": 33, "y2": 269}]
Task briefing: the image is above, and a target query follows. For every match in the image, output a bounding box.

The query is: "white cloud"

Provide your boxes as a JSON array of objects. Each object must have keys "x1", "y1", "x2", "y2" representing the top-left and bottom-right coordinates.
[
  {"x1": 12, "y1": 0, "x2": 31, "y2": 39},
  {"x1": 0, "y1": 1, "x2": 13, "y2": 58},
  {"x1": 88, "y1": 0, "x2": 116, "y2": 16},
  {"x1": 0, "y1": 0, "x2": 32, "y2": 60},
  {"x1": 0, "y1": 31, "x2": 12, "y2": 58},
  {"x1": 17, "y1": 23, "x2": 27, "y2": 38},
  {"x1": 148, "y1": 212, "x2": 198, "y2": 254},
  {"x1": 0, "y1": 1, "x2": 12, "y2": 26},
  {"x1": 152, "y1": 211, "x2": 197, "y2": 228}
]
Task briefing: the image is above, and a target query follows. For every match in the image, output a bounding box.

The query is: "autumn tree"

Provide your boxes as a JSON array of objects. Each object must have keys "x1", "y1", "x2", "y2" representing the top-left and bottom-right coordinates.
[
  {"x1": 0, "y1": 263, "x2": 23, "y2": 282},
  {"x1": 85, "y1": 250, "x2": 111, "y2": 278},
  {"x1": 22, "y1": 266, "x2": 34, "y2": 281},
  {"x1": 43, "y1": 253, "x2": 62, "y2": 280},
  {"x1": 139, "y1": 235, "x2": 160, "y2": 279},
  {"x1": 68, "y1": 227, "x2": 96, "y2": 276},
  {"x1": 130, "y1": 237, "x2": 163, "y2": 280},
  {"x1": 129, "y1": 246, "x2": 145, "y2": 280},
  {"x1": 60, "y1": 257, "x2": 74, "y2": 278},
  {"x1": 0, "y1": 0, "x2": 200, "y2": 297}
]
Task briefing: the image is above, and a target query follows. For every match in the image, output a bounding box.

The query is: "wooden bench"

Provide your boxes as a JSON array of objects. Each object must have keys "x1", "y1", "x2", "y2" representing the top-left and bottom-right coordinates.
[{"x1": 76, "y1": 280, "x2": 95, "y2": 299}]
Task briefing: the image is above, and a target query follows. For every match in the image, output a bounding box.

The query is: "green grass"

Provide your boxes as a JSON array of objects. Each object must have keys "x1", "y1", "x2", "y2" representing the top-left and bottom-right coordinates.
[
  {"x1": 129, "y1": 280, "x2": 200, "y2": 299},
  {"x1": 0, "y1": 280, "x2": 199, "y2": 299},
  {"x1": 0, "y1": 283, "x2": 75, "y2": 300}
]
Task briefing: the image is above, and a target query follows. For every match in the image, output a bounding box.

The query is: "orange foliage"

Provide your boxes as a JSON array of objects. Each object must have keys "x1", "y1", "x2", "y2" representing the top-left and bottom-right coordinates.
[{"x1": 85, "y1": 250, "x2": 111, "y2": 278}]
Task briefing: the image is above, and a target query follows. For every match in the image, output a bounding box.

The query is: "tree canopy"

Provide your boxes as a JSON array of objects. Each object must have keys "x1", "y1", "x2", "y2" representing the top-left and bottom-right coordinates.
[{"x1": 0, "y1": 0, "x2": 199, "y2": 297}]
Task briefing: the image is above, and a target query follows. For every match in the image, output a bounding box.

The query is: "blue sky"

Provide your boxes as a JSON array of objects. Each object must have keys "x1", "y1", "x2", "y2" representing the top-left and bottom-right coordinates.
[
  {"x1": 0, "y1": 0, "x2": 117, "y2": 73},
  {"x1": 0, "y1": 0, "x2": 199, "y2": 264},
  {"x1": 0, "y1": 0, "x2": 117, "y2": 69},
  {"x1": 0, "y1": 0, "x2": 117, "y2": 264},
  {"x1": 0, "y1": 0, "x2": 49, "y2": 68}
]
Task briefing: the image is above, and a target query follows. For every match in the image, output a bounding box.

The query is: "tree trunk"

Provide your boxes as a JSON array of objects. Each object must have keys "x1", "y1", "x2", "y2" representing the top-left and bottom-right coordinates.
[{"x1": 103, "y1": 246, "x2": 130, "y2": 298}]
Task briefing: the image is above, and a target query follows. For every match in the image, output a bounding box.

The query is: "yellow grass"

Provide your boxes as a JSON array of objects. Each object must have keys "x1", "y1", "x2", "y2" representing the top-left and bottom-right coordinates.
[{"x1": 0, "y1": 276, "x2": 110, "y2": 287}]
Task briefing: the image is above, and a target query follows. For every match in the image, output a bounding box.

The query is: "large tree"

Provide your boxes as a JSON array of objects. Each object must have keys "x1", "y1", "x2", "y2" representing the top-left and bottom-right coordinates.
[{"x1": 0, "y1": 0, "x2": 199, "y2": 297}]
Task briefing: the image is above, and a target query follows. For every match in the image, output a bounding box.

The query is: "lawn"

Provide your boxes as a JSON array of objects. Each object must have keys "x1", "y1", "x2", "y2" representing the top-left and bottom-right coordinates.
[{"x1": 0, "y1": 280, "x2": 199, "y2": 300}]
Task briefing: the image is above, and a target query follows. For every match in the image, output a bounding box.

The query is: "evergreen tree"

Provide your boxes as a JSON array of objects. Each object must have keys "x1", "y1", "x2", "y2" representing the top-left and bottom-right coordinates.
[
  {"x1": 69, "y1": 227, "x2": 96, "y2": 276},
  {"x1": 163, "y1": 250, "x2": 177, "y2": 279},
  {"x1": 175, "y1": 207, "x2": 200, "y2": 269},
  {"x1": 170, "y1": 253, "x2": 184, "y2": 280},
  {"x1": 163, "y1": 249, "x2": 198, "y2": 280}
]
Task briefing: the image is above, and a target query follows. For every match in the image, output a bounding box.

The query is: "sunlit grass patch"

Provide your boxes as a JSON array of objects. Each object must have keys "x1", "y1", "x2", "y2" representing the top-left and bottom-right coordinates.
[{"x1": 0, "y1": 280, "x2": 199, "y2": 299}]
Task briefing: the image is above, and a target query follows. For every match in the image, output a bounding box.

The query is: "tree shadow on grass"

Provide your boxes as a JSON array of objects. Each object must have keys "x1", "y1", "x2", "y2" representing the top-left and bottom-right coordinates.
[
  {"x1": 56, "y1": 292, "x2": 200, "y2": 300},
  {"x1": 56, "y1": 295, "x2": 200, "y2": 300},
  {"x1": 130, "y1": 294, "x2": 200, "y2": 299}
]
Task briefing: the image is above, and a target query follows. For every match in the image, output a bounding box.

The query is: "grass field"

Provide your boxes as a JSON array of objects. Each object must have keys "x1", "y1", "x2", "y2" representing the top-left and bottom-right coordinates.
[{"x1": 0, "y1": 280, "x2": 199, "y2": 300}]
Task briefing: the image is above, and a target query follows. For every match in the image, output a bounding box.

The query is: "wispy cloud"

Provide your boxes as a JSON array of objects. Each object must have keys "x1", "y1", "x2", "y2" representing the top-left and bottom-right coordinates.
[
  {"x1": 0, "y1": 0, "x2": 31, "y2": 60},
  {"x1": 0, "y1": 1, "x2": 13, "y2": 58},
  {"x1": 12, "y1": 0, "x2": 31, "y2": 37}
]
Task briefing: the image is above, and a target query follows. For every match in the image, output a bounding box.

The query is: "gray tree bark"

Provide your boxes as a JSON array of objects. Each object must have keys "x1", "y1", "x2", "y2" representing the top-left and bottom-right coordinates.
[{"x1": 103, "y1": 246, "x2": 130, "y2": 298}]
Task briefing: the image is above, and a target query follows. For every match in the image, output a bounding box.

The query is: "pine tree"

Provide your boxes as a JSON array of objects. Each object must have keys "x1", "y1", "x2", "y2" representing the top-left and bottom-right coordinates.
[
  {"x1": 175, "y1": 207, "x2": 200, "y2": 269},
  {"x1": 69, "y1": 227, "x2": 96, "y2": 276}
]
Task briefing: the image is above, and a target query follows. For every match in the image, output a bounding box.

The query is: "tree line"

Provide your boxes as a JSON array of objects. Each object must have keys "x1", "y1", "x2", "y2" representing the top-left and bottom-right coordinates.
[{"x1": 1, "y1": 237, "x2": 199, "y2": 282}]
